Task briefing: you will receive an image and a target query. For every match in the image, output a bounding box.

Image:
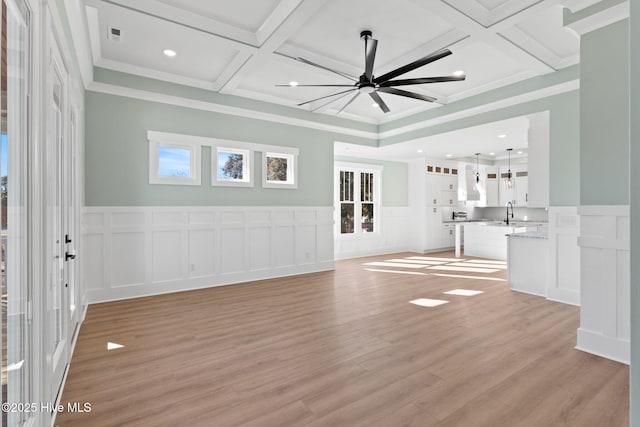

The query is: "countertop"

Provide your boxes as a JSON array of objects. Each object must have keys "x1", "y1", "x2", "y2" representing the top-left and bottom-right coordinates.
[{"x1": 507, "y1": 230, "x2": 549, "y2": 239}]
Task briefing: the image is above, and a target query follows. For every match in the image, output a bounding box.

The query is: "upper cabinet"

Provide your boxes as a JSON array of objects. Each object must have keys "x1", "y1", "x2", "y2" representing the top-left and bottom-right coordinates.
[{"x1": 526, "y1": 112, "x2": 550, "y2": 207}]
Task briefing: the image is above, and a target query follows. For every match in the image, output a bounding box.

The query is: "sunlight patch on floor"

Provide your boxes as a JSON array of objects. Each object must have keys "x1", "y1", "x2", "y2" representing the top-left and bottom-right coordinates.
[
  {"x1": 444, "y1": 289, "x2": 484, "y2": 296},
  {"x1": 363, "y1": 262, "x2": 426, "y2": 269},
  {"x1": 409, "y1": 298, "x2": 449, "y2": 307},
  {"x1": 384, "y1": 259, "x2": 448, "y2": 265},
  {"x1": 430, "y1": 273, "x2": 507, "y2": 282},
  {"x1": 365, "y1": 268, "x2": 428, "y2": 276},
  {"x1": 406, "y1": 256, "x2": 463, "y2": 262},
  {"x1": 427, "y1": 265, "x2": 499, "y2": 273},
  {"x1": 448, "y1": 262, "x2": 508, "y2": 270}
]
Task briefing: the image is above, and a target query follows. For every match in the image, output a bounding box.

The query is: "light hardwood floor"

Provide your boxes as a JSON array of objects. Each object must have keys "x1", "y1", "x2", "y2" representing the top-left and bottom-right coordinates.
[{"x1": 56, "y1": 251, "x2": 629, "y2": 427}]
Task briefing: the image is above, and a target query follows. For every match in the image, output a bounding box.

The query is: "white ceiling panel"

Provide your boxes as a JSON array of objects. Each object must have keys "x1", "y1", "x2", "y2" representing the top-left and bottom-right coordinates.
[
  {"x1": 154, "y1": 0, "x2": 282, "y2": 32},
  {"x1": 515, "y1": 6, "x2": 579, "y2": 59},
  {"x1": 90, "y1": 2, "x2": 240, "y2": 83},
  {"x1": 283, "y1": 0, "x2": 456, "y2": 71}
]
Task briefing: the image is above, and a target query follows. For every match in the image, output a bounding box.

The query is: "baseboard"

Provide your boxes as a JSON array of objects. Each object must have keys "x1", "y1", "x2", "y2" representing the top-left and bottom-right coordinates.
[
  {"x1": 88, "y1": 261, "x2": 335, "y2": 304},
  {"x1": 546, "y1": 288, "x2": 580, "y2": 306},
  {"x1": 576, "y1": 327, "x2": 630, "y2": 364}
]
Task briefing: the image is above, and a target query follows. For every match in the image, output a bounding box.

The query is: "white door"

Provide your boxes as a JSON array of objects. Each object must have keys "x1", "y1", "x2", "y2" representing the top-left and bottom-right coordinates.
[{"x1": 47, "y1": 35, "x2": 70, "y2": 405}]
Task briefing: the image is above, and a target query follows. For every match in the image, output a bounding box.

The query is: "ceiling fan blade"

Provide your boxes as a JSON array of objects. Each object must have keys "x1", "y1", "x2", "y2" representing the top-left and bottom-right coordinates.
[
  {"x1": 297, "y1": 88, "x2": 357, "y2": 107},
  {"x1": 379, "y1": 75, "x2": 466, "y2": 87},
  {"x1": 373, "y1": 48, "x2": 452, "y2": 84},
  {"x1": 311, "y1": 89, "x2": 356, "y2": 112},
  {"x1": 295, "y1": 57, "x2": 358, "y2": 82},
  {"x1": 369, "y1": 91, "x2": 390, "y2": 113},
  {"x1": 378, "y1": 87, "x2": 436, "y2": 103},
  {"x1": 276, "y1": 84, "x2": 355, "y2": 87},
  {"x1": 364, "y1": 37, "x2": 378, "y2": 82},
  {"x1": 337, "y1": 92, "x2": 361, "y2": 114}
]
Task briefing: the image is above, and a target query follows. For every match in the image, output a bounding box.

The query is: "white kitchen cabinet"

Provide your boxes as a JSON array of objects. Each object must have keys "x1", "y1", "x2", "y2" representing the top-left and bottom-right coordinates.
[
  {"x1": 426, "y1": 206, "x2": 442, "y2": 249},
  {"x1": 440, "y1": 175, "x2": 458, "y2": 206},
  {"x1": 486, "y1": 169, "x2": 499, "y2": 206},
  {"x1": 441, "y1": 224, "x2": 455, "y2": 248},
  {"x1": 515, "y1": 172, "x2": 528, "y2": 206},
  {"x1": 526, "y1": 112, "x2": 550, "y2": 207}
]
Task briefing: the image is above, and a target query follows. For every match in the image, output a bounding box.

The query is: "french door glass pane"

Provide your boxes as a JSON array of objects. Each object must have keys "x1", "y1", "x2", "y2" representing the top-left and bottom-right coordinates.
[
  {"x1": 362, "y1": 203, "x2": 374, "y2": 232},
  {"x1": 340, "y1": 203, "x2": 354, "y2": 234}
]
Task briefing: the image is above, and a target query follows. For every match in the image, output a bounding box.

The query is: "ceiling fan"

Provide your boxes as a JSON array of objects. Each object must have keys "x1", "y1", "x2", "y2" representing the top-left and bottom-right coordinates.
[{"x1": 277, "y1": 30, "x2": 466, "y2": 114}]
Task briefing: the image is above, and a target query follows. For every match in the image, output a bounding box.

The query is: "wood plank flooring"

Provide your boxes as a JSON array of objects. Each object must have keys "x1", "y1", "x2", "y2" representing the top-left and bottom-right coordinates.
[{"x1": 55, "y1": 251, "x2": 629, "y2": 427}]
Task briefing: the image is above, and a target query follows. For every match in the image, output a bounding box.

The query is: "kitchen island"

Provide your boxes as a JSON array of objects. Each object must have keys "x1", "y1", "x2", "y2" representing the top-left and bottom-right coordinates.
[
  {"x1": 507, "y1": 231, "x2": 549, "y2": 296},
  {"x1": 462, "y1": 222, "x2": 527, "y2": 260}
]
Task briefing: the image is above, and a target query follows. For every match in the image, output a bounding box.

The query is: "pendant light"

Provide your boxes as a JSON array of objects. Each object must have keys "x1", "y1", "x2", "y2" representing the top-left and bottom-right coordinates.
[
  {"x1": 475, "y1": 153, "x2": 481, "y2": 184},
  {"x1": 504, "y1": 148, "x2": 513, "y2": 189}
]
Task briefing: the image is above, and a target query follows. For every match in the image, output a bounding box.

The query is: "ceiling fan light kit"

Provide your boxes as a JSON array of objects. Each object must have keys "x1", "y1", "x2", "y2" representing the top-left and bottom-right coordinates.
[{"x1": 278, "y1": 30, "x2": 466, "y2": 114}]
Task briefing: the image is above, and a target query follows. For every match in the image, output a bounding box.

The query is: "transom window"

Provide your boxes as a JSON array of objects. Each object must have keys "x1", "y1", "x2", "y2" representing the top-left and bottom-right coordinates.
[{"x1": 148, "y1": 136, "x2": 201, "y2": 185}]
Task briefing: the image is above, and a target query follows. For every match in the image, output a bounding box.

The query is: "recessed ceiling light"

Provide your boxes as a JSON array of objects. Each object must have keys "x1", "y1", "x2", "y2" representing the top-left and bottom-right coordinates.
[
  {"x1": 289, "y1": 81, "x2": 299, "y2": 87},
  {"x1": 453, "y1": 70, "x2": 465, "y2": 77},
  {"x1": 163, "y1": 49, "x2": 177, "y2": 57},
  {"x1": 517, "y1": 151, "x2": 523, "y2": 154},
  {"x1": 372, "y1": 103, "x2": 379, "y2": 108},
  {"x1": 489, "y1": 152, "x2": 495, "y2": 156},
  {"x1": 446, "y1": 154, "x2": 453, "y2": 157},
  {"x1": 417, "y1": 149, "x2": 423, "y2": 153},
  {"x1": 498, "y1": 134, "x2": 507, "y2": 139}
]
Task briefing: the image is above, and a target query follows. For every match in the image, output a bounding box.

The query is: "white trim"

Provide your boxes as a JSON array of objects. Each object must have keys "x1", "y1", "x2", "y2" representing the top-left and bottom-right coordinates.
[
  {"x1": 262, "y1": 151, "x2": 297, "y2": 189},
  {"x1": 576, "y1": 328, "x2": 630, "y2": 364},
  {"x1": 212, "y1": 146, "x2": 253, "y2": 187},
  {"x1": 148, "y1": 138, "x2": 202, "y2": 186},
  {"x1": 565, "y1": 1, "x2": 630, "y2": 36},
  {"x1": 378, "y1": 79, "x2": 580, "y2": 140},
  {"x1": 62, "y1": 0, "x2": 93, "y2": 87},
  {"x1": 146, "y1": 130, "x2": 300, "y2": 156},
  {"x1": 89, "y1": 82, "x2": 378, "y2": 140},
  {"x1": 578, "y1": 204, "x2": 629, "y2": 216}
]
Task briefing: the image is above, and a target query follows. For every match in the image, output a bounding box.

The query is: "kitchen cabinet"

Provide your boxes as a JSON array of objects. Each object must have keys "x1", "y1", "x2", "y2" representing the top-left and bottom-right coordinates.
[
  {"x1": 515, "y1": 172, "x2": 528, "y2": 206},
  {"x1": 441, "y1": 223, "x2": 455, "y2": 248},
  {"x1": 426, "y1": 206, "x2": 442, "y2": 250},
  {"x1": 499, "y1": 165, "x2": 528, "y2": 207},
  {"x1": 486, "y1": 169, "x2": 499, "y2": 206}
]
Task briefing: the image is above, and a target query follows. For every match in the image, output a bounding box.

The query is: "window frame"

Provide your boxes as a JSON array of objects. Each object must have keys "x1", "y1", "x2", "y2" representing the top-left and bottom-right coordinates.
[
  {"x1": 213, "y1": 146, "x2": 253, "y2": 187},
  {"x1": 334, "y1": 162, "x2": 383, "y2": 236},
  {"x1": 148, "y1": 137, "x2": 201, "y2": 186},
  {"x1": 262, "y1": 151, "x2": 297, "y2": 189}
]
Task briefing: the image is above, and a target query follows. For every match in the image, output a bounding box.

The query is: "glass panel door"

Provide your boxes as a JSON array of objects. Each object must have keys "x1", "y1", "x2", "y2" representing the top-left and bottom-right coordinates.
[
  {"x1": 1, "y1": 0, "x2": 32, "y2": 425},
  {"x1": 47, "y1": 33, "x2": 68, "y2": 406}
]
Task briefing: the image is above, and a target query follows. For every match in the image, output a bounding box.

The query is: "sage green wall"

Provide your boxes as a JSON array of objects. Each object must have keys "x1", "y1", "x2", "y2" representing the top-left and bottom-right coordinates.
[
  {"x1": 334, "y1": 156, "x2": 408, "y2": 206},
  {"x1": 630, "y1": 3, "x2": 639, "y2": 425},
  {"x1": 580, "y1": 19, "x2": 629, "y2": 205},
  {"x1": 85, "y1": 91, "x2": 374, "y2": 206}
]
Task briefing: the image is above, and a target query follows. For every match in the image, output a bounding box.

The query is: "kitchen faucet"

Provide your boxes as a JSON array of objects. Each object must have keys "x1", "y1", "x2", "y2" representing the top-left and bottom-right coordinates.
[{"x1": 505, "y1": 201, "x2": 514, "y2": 225}]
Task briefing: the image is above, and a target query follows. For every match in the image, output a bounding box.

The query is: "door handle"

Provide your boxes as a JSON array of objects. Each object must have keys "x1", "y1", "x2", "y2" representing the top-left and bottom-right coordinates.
[
  {"x1": 65, "y1": 251, "x2": 76, "y2": 261},
  {"x1": 65, "y1": 234, "x2": 72, "y2": 244}
]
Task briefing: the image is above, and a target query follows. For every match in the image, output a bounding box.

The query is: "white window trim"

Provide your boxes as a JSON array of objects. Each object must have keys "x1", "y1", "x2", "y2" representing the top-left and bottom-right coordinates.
[
  {"x1": 148, "y1": 137, "x2": 201, "y2": 186},
  {"x1": 213, "y1": 145, "x2": 253, "y2": 187},
  {"x1": 334, "y1": 162, "x2": 383, "y2": 237},
  {"x1": 262, "y1": 151, "x2": 297, "y2": 189}
]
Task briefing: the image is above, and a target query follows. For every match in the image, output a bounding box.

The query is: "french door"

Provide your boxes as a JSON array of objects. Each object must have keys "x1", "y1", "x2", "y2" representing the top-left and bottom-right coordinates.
[{"x1": 47, "y1": 28, "x2": 78, "y2": 407}]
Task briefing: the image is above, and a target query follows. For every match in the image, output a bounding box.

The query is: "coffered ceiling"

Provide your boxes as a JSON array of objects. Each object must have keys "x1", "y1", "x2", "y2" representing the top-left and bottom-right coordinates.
[{"x1": 80, "y1": 0, "x2": 591, "y2": 123}]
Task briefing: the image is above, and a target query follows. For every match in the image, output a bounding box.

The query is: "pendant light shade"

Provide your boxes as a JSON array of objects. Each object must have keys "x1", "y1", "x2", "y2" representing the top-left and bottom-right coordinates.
[
  {"x1": 504, "y1": 148, "x2": 513, "y2": 189},
  {"x1": 475, "y1": 153, "x2": 480, "y2": 184}
]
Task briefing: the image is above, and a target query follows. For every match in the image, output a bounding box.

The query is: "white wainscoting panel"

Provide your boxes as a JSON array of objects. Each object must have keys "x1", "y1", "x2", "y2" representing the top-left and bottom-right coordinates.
[
  {"x1": 548, "y1": 206, "x2": 580, "y2": 305},
  {"x1": 83, "y1": 206, "x2": 335, "y2": 302},
  {"x1": 334, "y1": 207, "x2": 410, "y2": 260},
  {"x1": 576, "y1": 205, "x2": 630, "y2": 364}
]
